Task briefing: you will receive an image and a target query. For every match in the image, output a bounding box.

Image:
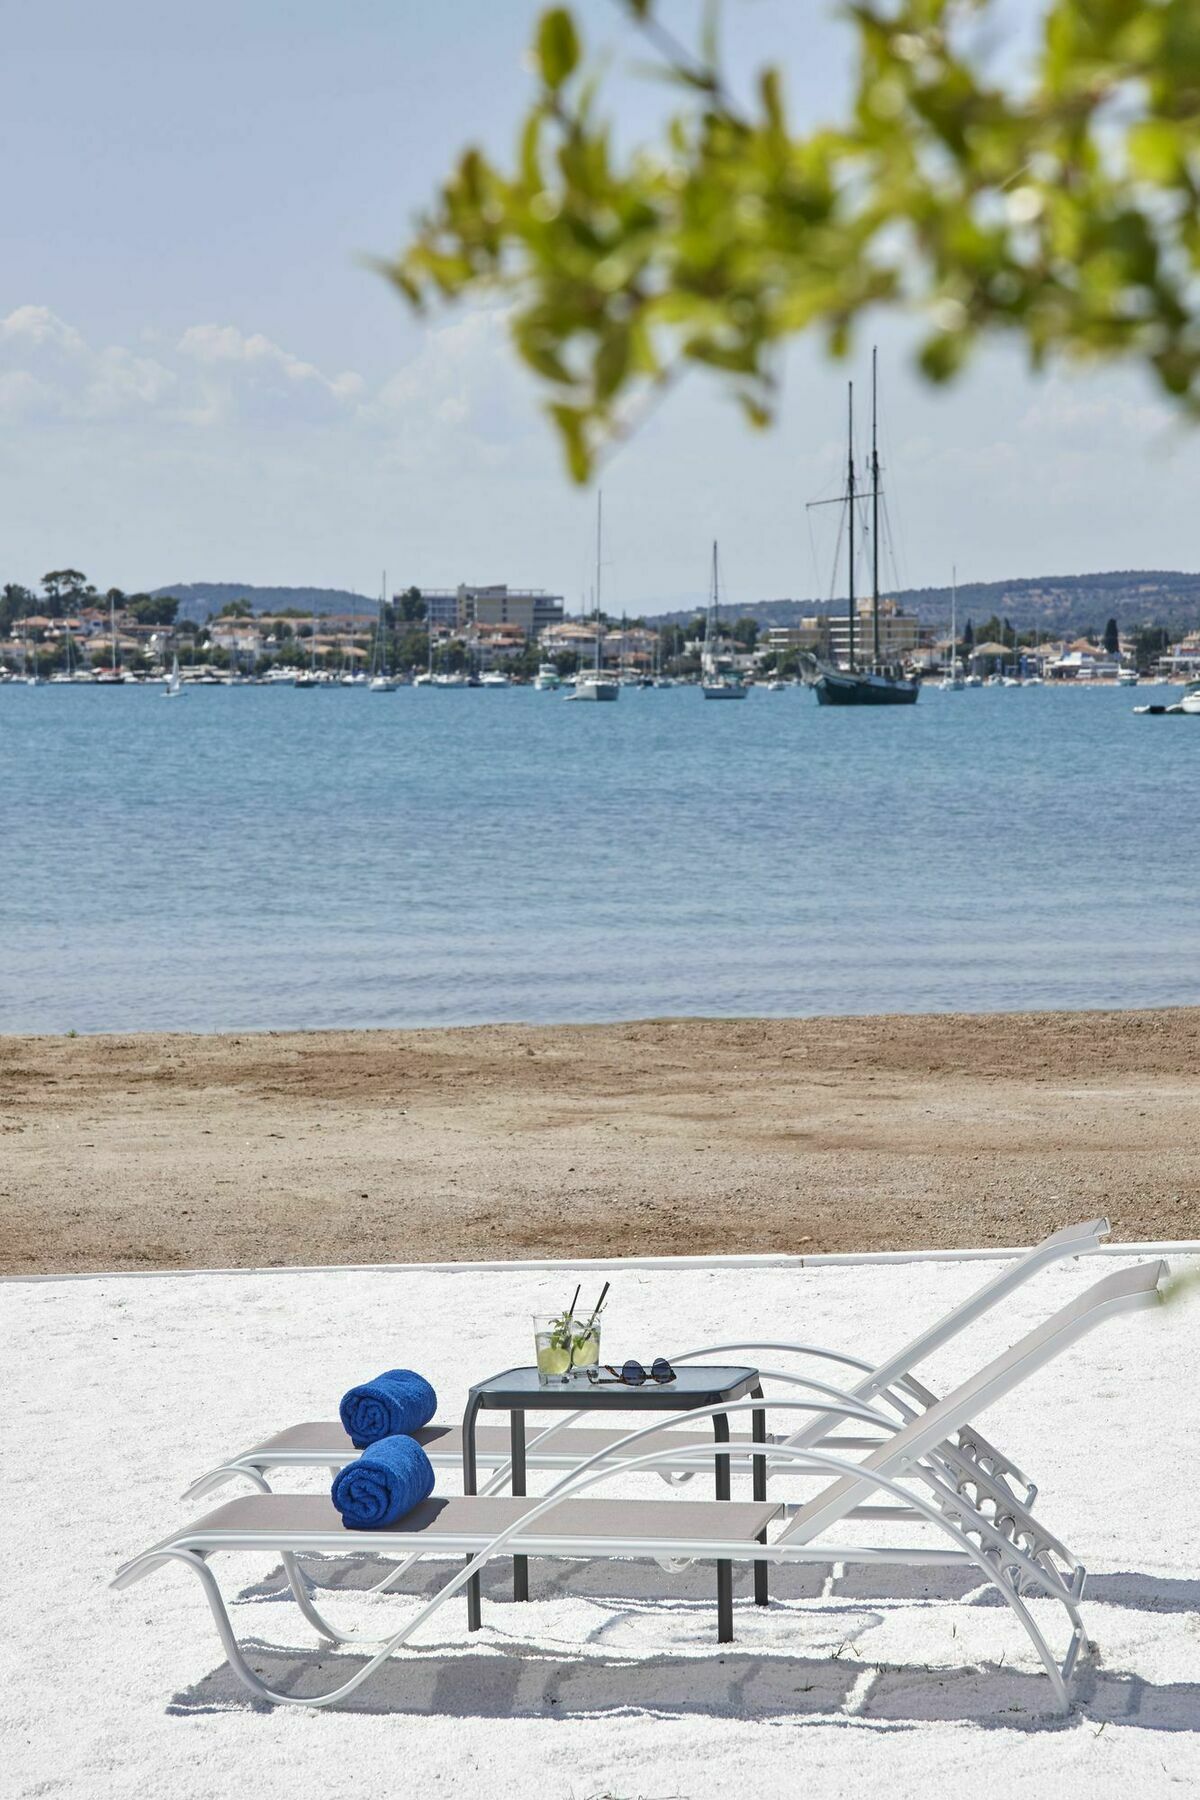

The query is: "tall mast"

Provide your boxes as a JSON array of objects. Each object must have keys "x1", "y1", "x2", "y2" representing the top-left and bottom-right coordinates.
[
  {"x1": 846, "y1": 382, "x2": 856, "y2": 672},
  {"x1": 871, "y1": 346, "x2": 881, "y2": 667},
  {"x1": 594, "y1": 489, "x2": 603, "y2": 672},
  {"x1": 951, "y1": 564, "x2": 957, "y2": 674},
  {"x1": 712, "y1": 538, "x2": 719, "y2": 631}
]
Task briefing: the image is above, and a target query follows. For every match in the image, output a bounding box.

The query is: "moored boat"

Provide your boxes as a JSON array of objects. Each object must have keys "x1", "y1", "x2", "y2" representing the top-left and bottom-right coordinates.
[
  {"x1": 699, "y1": 541, "x2": 747, "y2": 700},
  {"x1": 800, "y1": 351, "x2": 919, "y2": 707}
]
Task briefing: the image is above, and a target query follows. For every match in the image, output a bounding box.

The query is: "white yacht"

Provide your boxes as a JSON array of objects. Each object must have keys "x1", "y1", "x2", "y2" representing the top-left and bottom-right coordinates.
[
  {"x1": 480, "y1": 669, "x2": 512, "y2": 687},
  {"x1": 163, "y1": 654, "x2": 183, "y2": 698},
  {"x1": 1116, "y1": 668, "x2": 1139, "y2": 687},
  {"x1": 534, "y1": 662, "x2": 561, "y2": 690}
]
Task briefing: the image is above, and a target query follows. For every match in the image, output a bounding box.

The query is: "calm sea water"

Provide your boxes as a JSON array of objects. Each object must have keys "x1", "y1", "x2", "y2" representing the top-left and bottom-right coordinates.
[{"x1": 0, "y1": 681, "x2": 1195, "y2": 1033}]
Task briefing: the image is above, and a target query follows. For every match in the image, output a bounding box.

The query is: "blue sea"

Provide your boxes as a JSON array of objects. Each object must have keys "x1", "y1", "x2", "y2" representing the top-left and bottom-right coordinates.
[{"x1": 1, "y1": 681, "x2": 1195, "y2": 1033}]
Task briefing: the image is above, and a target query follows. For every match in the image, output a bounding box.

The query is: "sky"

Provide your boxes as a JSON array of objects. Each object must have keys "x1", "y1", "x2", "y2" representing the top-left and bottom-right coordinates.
[{"x1": 4, "y1": 0, "x2": 1198, "y2": 616}]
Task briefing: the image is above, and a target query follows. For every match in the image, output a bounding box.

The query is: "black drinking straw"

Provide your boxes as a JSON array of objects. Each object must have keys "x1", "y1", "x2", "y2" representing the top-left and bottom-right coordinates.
[
  {"x1": 586, "y1": 1280, "x2": 610, "y2": 1328},
  {"x1": 568, "y1": 1282, "x2": 581, "y2": 1323}
]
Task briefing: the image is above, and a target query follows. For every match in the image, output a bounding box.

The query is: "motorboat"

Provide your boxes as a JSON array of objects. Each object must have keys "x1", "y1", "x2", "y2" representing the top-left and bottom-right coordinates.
[{"x1": 534, "y1": 663, "x2": 561, "y2": 690}]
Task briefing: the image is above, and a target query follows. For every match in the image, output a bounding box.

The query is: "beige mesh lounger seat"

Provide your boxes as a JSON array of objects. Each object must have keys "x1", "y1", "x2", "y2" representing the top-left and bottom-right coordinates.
[
  {"x1": 115, "y1": 1259, "x2": 1164, "y2": 1716},
  {"x1": 183, "y1": 1217, "x2": 1111, "y2": 1510}
]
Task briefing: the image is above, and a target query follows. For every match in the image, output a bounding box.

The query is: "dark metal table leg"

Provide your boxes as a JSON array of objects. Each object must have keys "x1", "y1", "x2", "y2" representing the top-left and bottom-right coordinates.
[
  {"x1": 511, "y1": 1409, "x2": 529, "y2": 1601},
  {"x1": 713, "y1": 1411, "x2": 733, "y2": 1643},
  {"x1": 462, "y1": 1391, "x2": 482, "y2": 1631},
  {"x1": 752, "y1": 1383, "x2": 769, "y2": 1608}
]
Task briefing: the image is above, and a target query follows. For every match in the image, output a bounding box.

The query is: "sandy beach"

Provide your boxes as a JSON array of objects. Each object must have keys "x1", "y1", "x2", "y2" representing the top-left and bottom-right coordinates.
[{"x1": 3, "y1": 1007, "x2": 1198, "y2": 1274}]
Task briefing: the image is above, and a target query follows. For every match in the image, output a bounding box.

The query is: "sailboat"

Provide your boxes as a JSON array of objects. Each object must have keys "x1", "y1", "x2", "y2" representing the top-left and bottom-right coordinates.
[
  {"x1": 293, "y1": 611, "x2": 320, "y2": 686},
  {"x1": 368, "y1": 572, "x2": 398, "y2": 690},
  {"x1": 96, "y1": 593, "x2": 124, "y2": 683},
  {"x1": 568, "y1": 493, "x2": 619, "y2": 701},
  {"x1": 800, "y1": 351, "x2": 919, "y2": 706},
  {"x1": 939, "y1": 567, "x2": 965, "y2": 690},
  {"x1": 23, "y1": 619, "x2": 44, "y2": 685},
  {"x1": 700, "y1": 541, "x2": 746, "y2": 698},
  {"x1": 163, "y1": 652, "x2": 183, "y2": 697}
]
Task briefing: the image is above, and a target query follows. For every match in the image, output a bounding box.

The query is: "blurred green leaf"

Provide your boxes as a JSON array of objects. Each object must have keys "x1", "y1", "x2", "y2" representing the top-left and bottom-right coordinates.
[{"x1": 537, "y1": 8, "x2": 580, "y2": 90}]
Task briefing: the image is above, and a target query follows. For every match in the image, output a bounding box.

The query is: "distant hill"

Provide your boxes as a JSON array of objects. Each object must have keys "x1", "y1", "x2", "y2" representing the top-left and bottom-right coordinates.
[
  {"x1": 150, "y1": 582, "x2": 375, "y2": 620},
  {"x1": 647, "y1": 570, "x2": 1200, "y2": 636},
  {"x1": 151, "y1": 569, "x2": 1200, "y2": 636}
]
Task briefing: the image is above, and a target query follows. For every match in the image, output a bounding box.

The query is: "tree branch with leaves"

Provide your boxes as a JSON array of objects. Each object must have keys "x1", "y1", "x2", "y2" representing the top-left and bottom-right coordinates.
[{"x1": 381, "y1": 0, "x2": 1200, "y2": 480}]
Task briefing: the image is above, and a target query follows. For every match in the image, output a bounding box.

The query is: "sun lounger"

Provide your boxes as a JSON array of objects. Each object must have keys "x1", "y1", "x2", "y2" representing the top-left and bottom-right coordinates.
[
  {"x1": 115, "y1": 1258, "x2": 1165, "y2": 1715},
  {"x1": 182, "y1": 1217, "x2": 1110, "y2": 1507}
]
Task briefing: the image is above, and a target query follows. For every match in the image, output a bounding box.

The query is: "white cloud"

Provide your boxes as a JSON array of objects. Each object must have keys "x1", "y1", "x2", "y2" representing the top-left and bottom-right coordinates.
[
  {"x1": 0, "y1": 306, "x2": 365, "y2": 427},
  {"x1": 1, "y1": 304, "x2": 85, "y2": 353}
]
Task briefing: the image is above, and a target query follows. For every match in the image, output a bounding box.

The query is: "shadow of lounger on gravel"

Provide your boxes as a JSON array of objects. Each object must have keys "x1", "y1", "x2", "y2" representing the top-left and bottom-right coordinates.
[
  {"x1": 238, "y1": 1556, "x2": 1200, "y2": 1615},
  {"x1": 168, "y1": 1645, "x2": 1200, "y2": 1732},
  {"x1": 236, "y1": 1553, "x2": 829, "y2": 1607}
]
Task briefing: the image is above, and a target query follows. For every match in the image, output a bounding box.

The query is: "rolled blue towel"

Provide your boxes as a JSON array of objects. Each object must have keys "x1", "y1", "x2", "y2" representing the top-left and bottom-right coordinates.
[
  {"x1": 339, "y1": 1368, "x2": 438, "y2": 1449},
  {"x1": 332, "y1": 1434, "x2": 435, "y2": 1529}
]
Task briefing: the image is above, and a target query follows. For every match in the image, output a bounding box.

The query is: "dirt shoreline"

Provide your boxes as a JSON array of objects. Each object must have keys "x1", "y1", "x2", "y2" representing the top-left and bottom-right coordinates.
[{"x1": 2, "y1": 1008, "x2": 1198, "y2": 1274}]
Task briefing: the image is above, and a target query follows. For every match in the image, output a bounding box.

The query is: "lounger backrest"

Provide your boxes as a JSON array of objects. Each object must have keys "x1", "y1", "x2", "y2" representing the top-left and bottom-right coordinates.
[
  {"x1": 783, "y1": 1216, "x2": 1110, "y2": 1451},
  {"x1": 779, "y1": 1258, "x2": 1165, "y2": 1544},
  {"x1": 851, "y1": 1216, "x2": 1111, "y2": 1402}
]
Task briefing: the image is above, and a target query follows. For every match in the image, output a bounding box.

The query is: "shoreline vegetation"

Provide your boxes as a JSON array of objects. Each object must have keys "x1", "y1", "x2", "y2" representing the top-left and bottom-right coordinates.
[{"x1": 3, "y1": 1006, "x2": 1197, "y2": 1276}]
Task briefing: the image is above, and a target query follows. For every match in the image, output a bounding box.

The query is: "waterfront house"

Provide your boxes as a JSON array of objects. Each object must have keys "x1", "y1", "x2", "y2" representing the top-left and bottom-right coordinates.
[
  {"x1": 1045, "y1": 648, "x2": 1121, "y2": 681},
  {"x1": 209, "y1": 621, "x2": 265, "y2": 656},
  {"x1": 538, "y1": 620, "x2": 602, "y2": 659},
  {"x1": 465, "y1": 621, "x2": 527, "y2": 666}
]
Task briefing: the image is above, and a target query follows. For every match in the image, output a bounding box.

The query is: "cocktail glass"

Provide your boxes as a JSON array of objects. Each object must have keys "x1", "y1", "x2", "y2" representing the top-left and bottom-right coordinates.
[{"x1": 533, "y1": 1314, "x2": 602, "y2": 1386}]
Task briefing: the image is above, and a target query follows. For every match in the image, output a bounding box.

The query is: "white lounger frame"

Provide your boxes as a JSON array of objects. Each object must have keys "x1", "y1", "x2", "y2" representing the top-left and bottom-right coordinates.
[
  {"x1": 182, "y1": 1217, "x2": 1110, "y2": 1506},
  {"x1": 116, "y1": 1257, "x2": 1164, "y2": 1717}
]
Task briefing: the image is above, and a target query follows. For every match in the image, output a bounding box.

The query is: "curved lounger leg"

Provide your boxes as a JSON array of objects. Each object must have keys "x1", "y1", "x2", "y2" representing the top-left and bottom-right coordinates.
[
  {"x1": 123, "y1": 1544, "x2": 487, "y2": 1709},
  {"x1": 279, "y1": 1547, "x2": 438, "y2": 1644},
  {"x1": 181, "y1": 1463, "x2": 274, "y2": 1503}
]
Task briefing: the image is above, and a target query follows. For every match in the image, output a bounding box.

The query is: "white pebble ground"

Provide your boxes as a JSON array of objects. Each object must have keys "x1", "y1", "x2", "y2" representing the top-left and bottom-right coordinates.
[{"x1": 6, "y1": 1250, "x2": 1199, "y2": 1799}]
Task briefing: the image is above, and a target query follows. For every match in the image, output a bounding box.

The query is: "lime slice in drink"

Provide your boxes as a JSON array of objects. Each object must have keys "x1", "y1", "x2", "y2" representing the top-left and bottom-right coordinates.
[
  {"x1": 571, "y1": 1334, "x2": 599, "y2": 1367},
  {"x1": 537, "y1": 1346, "x2": 571, "y2": 1376}
]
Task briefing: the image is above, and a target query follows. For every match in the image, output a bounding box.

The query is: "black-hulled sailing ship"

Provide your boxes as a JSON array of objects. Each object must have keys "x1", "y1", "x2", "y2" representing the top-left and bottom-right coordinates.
[{"x1": 800, "y1": 350, "x2": 919, "y2": 707}]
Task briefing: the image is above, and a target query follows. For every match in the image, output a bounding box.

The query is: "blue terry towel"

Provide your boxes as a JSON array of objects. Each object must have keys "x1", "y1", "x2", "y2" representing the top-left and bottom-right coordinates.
[
  {"x1": 339, "y1": 1369, "x2": 438, "y2": 1449},
  {"x1": 331, "y1": 1435, "x2": 436, "y2": 1530}
]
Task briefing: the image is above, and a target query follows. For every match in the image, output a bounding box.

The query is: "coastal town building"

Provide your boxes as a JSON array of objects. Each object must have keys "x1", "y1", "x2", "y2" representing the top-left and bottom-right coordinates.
[
  {"x1": 459, "y1": 585, "x2": 564, "y2": 636},
  {"x1": 538, "y1": 620, "x2": 602, "y2": 659},
  {"x1": 465, "y1": 621, "x2": 527, "y2": 665},
  {"x1": 402, "y1": 585, "x2": 565, "y2": 638},
  {"x1": 763, "y1": 620, "x2": 831, "y2": 658},
  {"x1": 1044, "y1": 648, "x2": 1122, "y2": 680},
  {"x1": 826, "y1": 597, "x2": 919, "y2": 667},
  {"x1": 208, "y1": 621, "x2": 265, "y2": 654}
]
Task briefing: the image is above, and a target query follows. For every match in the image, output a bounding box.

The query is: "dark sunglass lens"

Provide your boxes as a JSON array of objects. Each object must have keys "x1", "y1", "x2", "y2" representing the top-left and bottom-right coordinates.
[
  {"x1": 621, "y1": 1360, "x2": 647, "y2": 1385},
  {"x1": 651, "y1": 1358, "x2": 675, "y2": 1382}
]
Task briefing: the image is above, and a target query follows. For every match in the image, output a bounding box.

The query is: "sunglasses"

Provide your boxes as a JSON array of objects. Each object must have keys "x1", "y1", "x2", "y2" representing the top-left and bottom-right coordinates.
[{"x1": 587, "y1": 1358, "x2": 676, "y2": 1387}]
